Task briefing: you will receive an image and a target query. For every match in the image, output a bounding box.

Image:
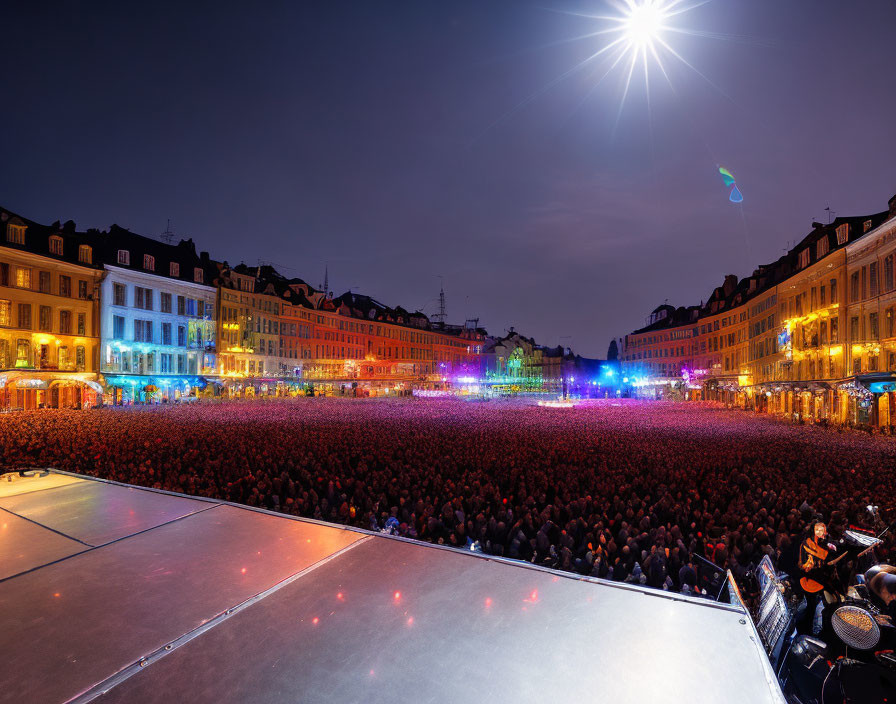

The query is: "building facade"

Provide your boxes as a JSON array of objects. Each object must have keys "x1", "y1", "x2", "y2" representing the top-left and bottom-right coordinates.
[
  {"x1": 621, "y1": 192, "x2": 896, "y2": 427},
  {"x1": 93, "y1": 227, "x2": 217, "y2": 403},
  {"x1": 0, "y1": 210, "x2": 104, "y2": 410}
]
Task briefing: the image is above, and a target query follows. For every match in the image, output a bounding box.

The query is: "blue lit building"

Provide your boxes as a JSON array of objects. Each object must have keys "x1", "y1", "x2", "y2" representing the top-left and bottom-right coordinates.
[{"x1": 91, "y1": 225, "x2": 218, "y2": 403}]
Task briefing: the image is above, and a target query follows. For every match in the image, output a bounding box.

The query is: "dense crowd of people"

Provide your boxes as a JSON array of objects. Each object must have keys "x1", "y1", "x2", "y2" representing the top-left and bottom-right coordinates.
[{"x1": 2, "y1": 397, "x2": 893, "y2": 597}]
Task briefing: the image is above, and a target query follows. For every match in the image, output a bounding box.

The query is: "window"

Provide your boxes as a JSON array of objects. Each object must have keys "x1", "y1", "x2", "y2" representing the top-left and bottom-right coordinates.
[
  {"x1": 58, "y1": 346, "x2": 69, "y2": 369},
  {"x1": 0, "y1": 263, "x2": 7, "y2": 286},
  {"x1": 830, "y1": 318, "x2": 839, "y2": 343},
  {"x1": 39, "y1": 271, "x2": 51, "y2": 293},
  {"x1": 78, "y1": 280, "x2": 88, "y2": 299},
  {"x1": 15, "y1": 267, "x2": 31, "y2": 289},
  {"x1": 143, "y1": 254, "x2": 155, "y2": 271},
  {"x1": 820, "y1": 285, "x2": 826, "y2": 307},
  {"x1": 18, "y1": 303, "x2": 32, "y2": 329},
  {"x1": 177, "y1": 296, "x2": 185, "y2": 316},
  {"x1": 798, "y1": 249, "x2": 810, "y2": 268},
  {"x1": 79, "y1": 245, "x2": 92, "y2": 264},
  {"x1": 117, "y1": 250, "x2": 130, "y2": 266},
  {"x1": 888, "y1": 308, "x2": 895, "y2": 339},
  {"x1": 850, "y1": 272, "x2": 860, "y2": 302},
  {"x1": 134, "y1": 319, "x2": 153, "y2": 343},
  {"x1": 60, "y1": 310, "x2": 72, "y2": 335},
  {"x1": 76, "y1": 346, "x2": 86, "y2": 371},
  {"x1": 816, "y1": 237, "x2": 829, "y2": 258},
  {"x1": 160, "y1": 292, "x2": 172, "y2": 313},
  {"x1": 6, "y1": 223, "x2": 25, "y2": 244},
  {"x1": 870, "y1": 312, "x2": 879, "y2": 339},
  {"x1": 186, "y1": 298, "x2": 197, "y2": 316},
  {"x1": 193, "y1": 267, "x2": 204, "y2": 284},
  {"x1": 59, "y1": 275, "x2": 71, "y2": 298},
  {"x1": 869, "y1": 355, "x2": 879, "y2": 372},
  {"x1": 870, "y1": 261, "x2": 879, "y2": 298},
  {"x1": 160, "y1": 353, "x2": 172, "y2": 373},
  {"x1": 162, "y1": 323, "x2": 172, "y2": 346},
  {"x1": 113, "y1": 283, "x2": 127, "y2": 306},
  {"x1": 39, "y1": 306, "x2": 51, "y2": 332},
  {"x1": 113, "y1": 315, "x2": 125, "y2": 339},
  {"x1": 886, "y1": 255, "x2": 895, "y2": 293},
  {"x1": 836, "y1": 223, "x2": 849, "y2": 245},
  {"x1": 135, "y1": 287, "x2": 153, "y2": 310},
  {"x1": 77, "y1": 313, "x2": 86, "y2": 336},
  {"x1": 850, "y1": 316, "x2": 860, "y2": 341},
  {"x1": 177, "y1": 354, "x2": 185, "y2": 374},
  {"x1": 170, "y1": 262, "x2": 180, "y2": 277},
  {"x1": 49, "y1": 236, "x2": 63, "y2": 255},
  {"x1": 864, "y1": 219, "x2": 873, "y2": 233},
  {"x1": 830, "y1": 278, "x2": 838, "y2": 303},
  {"x1": 145, "y1": 352, "x2": 155, "y2": 373},
  {"x1": 0, "y1": 299, "x2": 10, "y2": 326},
  {"x1": 177, "y1": 325, "x2": 186, "y2": 347}
]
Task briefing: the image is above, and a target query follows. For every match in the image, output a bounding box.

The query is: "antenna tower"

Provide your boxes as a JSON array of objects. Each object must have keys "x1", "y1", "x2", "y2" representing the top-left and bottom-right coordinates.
[{"x1": 160, "y1": 219, "x2": 175, "y2": 244}]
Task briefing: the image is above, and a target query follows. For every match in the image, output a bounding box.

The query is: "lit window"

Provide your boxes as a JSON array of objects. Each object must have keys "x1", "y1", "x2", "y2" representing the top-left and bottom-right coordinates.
[
  {"x1": 836, "y1": 223, "x2": 849, "y2": 245},
  {"x1": 49, "y1": 236, "x2": 63, "y2": 256},
  {"x1": 6, "y1": 223, "x2": 25, "y2": 244},
  {"x1": 170, "y1": 262, "x2": 180, "y2": 277},
  {"x1": 143, "y1": 254, "x2": 155, "y2": 271},
  {"x1": 0, "y1": 299, "x2": 10, "y2": 326},
  {"x1": 78, "y1": 245, "x2": 92, "y2": 264},
  {"x1": 816, "y1": 237, "x2": 829, "y2": 259},
  {"x1": 117, "y1": 250, "x2": 130, "y2": 266},
  {"x1": 15, "y1": 267, "x2": 31, "y2": 289},
  {"x1": 798, "y1": 249, "x2": 810, "y2": 269},
  {"x1": 194, "y1": 267, "x2": 204, "y2": 284}
]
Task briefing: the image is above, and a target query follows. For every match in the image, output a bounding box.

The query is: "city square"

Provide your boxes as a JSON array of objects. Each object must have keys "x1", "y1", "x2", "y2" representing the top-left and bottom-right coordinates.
[{"x1": 2, "y1": 0, "x2": 896, "y2": 701}]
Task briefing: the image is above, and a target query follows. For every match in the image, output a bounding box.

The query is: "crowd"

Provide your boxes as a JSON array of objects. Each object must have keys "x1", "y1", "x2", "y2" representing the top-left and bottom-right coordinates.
[{"x1": 2, "y1": 397, "x2": 893, "y2": 597}]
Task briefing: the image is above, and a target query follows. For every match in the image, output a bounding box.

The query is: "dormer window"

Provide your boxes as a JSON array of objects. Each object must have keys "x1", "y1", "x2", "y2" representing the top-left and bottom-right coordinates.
[
  {"x1": 816, "y1": 237, "x2": 829, "y2": 259},
  {"x1": 78, "y1": 245, "x2": 92, "y2": 264},
  {"x1": 49, "y1": 235, "x2": 63, "y2": 256},
  {"x1": 170, "y1": 262, "x2": 180, "y2": 277},
  {"x1": 117, "y1": 249, "x2": 130, "y2": 266},
  {"x1": 6, "y1": 223, "x2": 25, "y2": 244},
  {"x1": 143, "y1": 254, "x2": 155, "y2": 271},
  {"x1": 864, "y1": 219, "x2": 873, "y2": 233},
  {"x1": 194, "y1": 267, "x2": 204, "y2": 283},
  {"x1": 798, "y1": 249, "x2": 810, "y2": 269},
  {"x1": 836, "y1": 223, "x2": 849, "y2": 245}
]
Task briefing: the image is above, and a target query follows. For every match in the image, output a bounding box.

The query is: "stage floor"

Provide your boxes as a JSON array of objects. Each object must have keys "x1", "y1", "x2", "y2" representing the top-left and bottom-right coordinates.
[{"x1": 0, "y1": 470, "x2": 785, "y2": 703}]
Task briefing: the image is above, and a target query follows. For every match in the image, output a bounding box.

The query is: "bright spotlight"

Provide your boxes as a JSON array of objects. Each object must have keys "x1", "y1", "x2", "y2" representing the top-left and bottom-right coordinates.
[{"x1": 623, "y1": 1, "x2": 665, "y2": 48}]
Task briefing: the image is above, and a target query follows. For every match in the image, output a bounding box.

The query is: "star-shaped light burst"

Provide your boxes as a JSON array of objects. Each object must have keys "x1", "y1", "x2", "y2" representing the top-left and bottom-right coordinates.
[{"x1": 586, "y1": 0, "x2": 709, "y2": 111}]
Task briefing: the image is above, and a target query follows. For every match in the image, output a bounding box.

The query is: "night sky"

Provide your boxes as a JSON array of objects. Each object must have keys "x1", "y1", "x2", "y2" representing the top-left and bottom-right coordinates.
[{"x1": 3, "y1": 1, "x2": 895, "y2": 356}]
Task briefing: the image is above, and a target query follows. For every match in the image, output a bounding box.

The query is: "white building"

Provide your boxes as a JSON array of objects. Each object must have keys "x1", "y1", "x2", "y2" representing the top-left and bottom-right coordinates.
[{"x1": 93, "y1": 226, "x2": 217, "y2": 403}]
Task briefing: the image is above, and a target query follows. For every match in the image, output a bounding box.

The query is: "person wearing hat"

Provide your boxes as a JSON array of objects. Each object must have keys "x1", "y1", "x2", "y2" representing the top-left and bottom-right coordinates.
[{"x1": 797, "y1": 520, "x2": 836, "y2": 634}]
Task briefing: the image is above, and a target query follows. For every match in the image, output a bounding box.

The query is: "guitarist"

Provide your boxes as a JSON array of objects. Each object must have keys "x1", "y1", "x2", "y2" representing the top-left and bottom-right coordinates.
[{"x1": 797, "y1": 520, "x2": 838, "y2": 634}]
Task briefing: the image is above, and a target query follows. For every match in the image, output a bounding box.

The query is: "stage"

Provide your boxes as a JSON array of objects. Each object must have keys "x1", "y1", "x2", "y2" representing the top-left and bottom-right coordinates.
[{"x1": 0, "y1": 470, "x2": 785, "y2": 703}]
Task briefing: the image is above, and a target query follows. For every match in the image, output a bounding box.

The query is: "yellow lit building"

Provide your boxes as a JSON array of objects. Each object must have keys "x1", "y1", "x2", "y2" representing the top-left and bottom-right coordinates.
[
  {"x1": 0, "y1": 210, "x2": 104, "y2": 409},
  {"x1": 621, "y1": 192, "x2": 896, "y2": 427}
]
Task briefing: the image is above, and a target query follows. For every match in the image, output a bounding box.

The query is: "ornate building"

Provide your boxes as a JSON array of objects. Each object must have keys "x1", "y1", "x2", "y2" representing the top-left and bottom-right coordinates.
[
  {"x1": 0, "y1": 210, "x2": 104, "y2": 410},
  {"x1": 620, "y1": 191, "x2": 896, "y2": 426}
]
